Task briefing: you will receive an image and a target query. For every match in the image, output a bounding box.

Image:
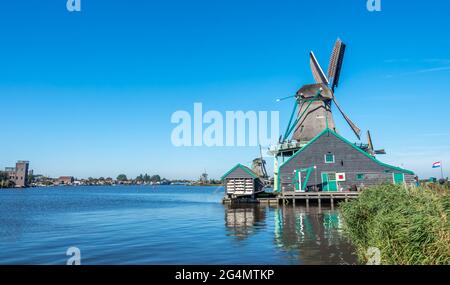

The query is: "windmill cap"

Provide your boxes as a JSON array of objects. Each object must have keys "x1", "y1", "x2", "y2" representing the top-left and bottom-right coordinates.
[{"x1": 296, "y1": 83, "x2": 333, "y2": 99}]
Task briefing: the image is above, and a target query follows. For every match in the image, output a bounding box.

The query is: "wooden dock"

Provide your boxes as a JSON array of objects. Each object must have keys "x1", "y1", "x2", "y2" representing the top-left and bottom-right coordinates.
[
  {"x1": 279, "y1": 191, "x2": 360, "y2": 208},
  {"x1": 223, "y1": 191, "x2": 360, "y2": 207}
]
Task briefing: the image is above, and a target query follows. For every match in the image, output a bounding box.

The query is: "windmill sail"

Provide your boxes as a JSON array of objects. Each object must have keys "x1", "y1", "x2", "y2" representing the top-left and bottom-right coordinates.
[
  {"x1": 327, "y1": 39, "x2": 346, "y2": 91},
  {"x1": 367, "y1": 130, "x2": 374, "y2": 151},
  {"x1": 310, "y1": 52, "x2": 329, "y2": 85},
  {"x1": 332, "y1": 96, "x2": 361, "y2": 140},
  {"x1": 367, "y1": 130, "x2": 386, "y2": 155},
  {"x1": 259, "y1": 145, "x2": 268, "y2": 179}
]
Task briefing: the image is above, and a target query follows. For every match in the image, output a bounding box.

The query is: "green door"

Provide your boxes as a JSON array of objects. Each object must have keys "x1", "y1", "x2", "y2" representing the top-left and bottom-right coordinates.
[
  {"x1": 393, "y1": 173, "x2": 405, "y2": 185},
  {"x1": 322, "y1": 173, "x2": 338, "y2": 192}
]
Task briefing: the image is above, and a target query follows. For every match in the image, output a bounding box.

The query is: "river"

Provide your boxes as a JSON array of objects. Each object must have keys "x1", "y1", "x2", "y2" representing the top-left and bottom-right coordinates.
[{"x1": 0, "y1": 185, "x2": 357, "y2": 264}]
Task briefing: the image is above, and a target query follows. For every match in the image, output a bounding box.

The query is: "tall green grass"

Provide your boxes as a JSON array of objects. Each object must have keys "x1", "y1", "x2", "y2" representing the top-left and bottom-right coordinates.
[{"x1": 341, "y1": 184, "x2": 450, "y2": 265}]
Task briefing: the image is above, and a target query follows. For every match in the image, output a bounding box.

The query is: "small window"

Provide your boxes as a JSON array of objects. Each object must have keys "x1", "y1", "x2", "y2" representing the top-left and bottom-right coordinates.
[
  {"x1": 325, "y1": 153, "x2": 335, "y2": 163},
  {"x1": 327, "y1": 173, "x2": 336, "y2": 181},
  {"x1": 356, "y1": 173, "x2": 364, "y2": 180}
]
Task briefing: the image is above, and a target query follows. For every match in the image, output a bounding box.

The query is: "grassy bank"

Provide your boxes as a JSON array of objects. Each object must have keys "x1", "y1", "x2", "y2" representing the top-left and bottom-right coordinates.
[{"x1": 340, "y1": 184, "x2": 450, "y2": 265}]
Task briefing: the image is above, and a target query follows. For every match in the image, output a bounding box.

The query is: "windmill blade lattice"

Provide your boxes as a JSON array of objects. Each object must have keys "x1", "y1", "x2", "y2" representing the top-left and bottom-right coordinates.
[{"x1": 332, "y1": 96, "x2": 361, "y2": 140}]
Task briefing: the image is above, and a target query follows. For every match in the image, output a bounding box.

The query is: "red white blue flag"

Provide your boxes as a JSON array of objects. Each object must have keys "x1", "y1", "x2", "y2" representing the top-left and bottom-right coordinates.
[{"x1": 432, "y1": 161, "x2": 441, "y2": 168}]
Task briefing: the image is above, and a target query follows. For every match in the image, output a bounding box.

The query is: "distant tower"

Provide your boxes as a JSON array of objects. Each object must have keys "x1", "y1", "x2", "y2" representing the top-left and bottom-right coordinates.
[
  {"x1": 14, "y1": 161, "x2": 29, "y2": 188},
  {"x1": 199, "y1": 170, "x2": 209, "y2": 184}
]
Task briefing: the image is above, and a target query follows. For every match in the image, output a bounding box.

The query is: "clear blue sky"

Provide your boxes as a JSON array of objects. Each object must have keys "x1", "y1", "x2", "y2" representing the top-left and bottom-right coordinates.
[{"x1": 1, "y1": 0, "x2": 450, "y2": 179}]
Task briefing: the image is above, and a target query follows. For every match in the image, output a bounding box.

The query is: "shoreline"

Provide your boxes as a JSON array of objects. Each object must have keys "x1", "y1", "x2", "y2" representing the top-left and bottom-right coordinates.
[{"x1": 0, "y1": 184, "x2": 224, "y2": 189}]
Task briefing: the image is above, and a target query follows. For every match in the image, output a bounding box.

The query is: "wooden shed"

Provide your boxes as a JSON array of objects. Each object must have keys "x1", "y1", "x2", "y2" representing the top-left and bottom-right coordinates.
[{"x1": 221, "y1": 164, "x2": 265, "y2": 198}]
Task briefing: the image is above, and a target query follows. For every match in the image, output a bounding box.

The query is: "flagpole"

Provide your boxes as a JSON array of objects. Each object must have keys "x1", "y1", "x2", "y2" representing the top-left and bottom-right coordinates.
[{"x1": 441, "y1": 161, "x2": 444, "y2": 180}]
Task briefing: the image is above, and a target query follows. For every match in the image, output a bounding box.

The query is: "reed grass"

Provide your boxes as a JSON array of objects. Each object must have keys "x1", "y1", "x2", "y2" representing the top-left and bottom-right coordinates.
[{"x1": 340, "y1": 184, "x2": 450, "y2": 265}]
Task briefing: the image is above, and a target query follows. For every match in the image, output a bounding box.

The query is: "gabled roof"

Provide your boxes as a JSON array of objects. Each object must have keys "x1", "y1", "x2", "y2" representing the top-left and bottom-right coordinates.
[
  {"x1": 221, "y1": 163, "x2": 260, "y2": 180},
  {"x1": 279, "y1": 128, "x2": 414, "y2": 175}
]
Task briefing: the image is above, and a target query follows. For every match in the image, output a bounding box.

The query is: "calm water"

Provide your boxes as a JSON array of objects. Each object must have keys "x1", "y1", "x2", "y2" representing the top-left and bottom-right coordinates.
[{"x1": 0, "y1": 186, "x2": 357, "y2": 264}]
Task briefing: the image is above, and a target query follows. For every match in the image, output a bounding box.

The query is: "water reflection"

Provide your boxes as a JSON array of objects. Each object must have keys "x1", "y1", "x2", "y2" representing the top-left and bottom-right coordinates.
[
  {"x1": 224, "y1": 204, "x2": 357, "y2": 264},
  {"x1": 224, "y1": 204, "x2": 266, "y2": 241}
]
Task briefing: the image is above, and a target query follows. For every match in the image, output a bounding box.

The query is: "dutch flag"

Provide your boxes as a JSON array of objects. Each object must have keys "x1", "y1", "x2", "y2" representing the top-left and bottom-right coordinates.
[{"x1": 432, "y1": 161, "x2": 441, "y2": 168}]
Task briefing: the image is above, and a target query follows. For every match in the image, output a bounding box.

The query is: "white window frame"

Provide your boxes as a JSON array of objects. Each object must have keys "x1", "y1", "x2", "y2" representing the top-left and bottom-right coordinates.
[{"x1": 324, "y1": 153, "x2": 335, "y2": 164}]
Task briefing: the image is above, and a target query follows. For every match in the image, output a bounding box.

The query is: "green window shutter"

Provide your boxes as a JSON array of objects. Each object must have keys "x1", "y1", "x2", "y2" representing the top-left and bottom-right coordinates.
[{"x1": 356, "y1": 173, "x2": 364, "y2": 180}]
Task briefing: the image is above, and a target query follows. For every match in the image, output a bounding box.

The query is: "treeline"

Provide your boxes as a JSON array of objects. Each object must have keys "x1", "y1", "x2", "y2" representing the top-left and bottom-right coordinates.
[{"x1": 116, "y1": 174, "x2": 162, "y2": 183}]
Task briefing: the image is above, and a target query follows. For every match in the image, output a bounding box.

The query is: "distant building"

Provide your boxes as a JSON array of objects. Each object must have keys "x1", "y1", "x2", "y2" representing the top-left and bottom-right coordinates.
[
  {"x1": 2, "y1": 161, "x2": 30, "y2": 188},
  {"x1": 57, "y1": 176, "x2": 74, "y2": 185},
  {"x1": 199, "y1": 171, "x2": 209, "y2": 184}
]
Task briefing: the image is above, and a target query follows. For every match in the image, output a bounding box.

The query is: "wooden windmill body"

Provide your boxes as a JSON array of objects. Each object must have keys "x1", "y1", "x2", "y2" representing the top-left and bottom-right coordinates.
[{"x1": 290, "y1": 39, "x2": 361, "y2": 143}]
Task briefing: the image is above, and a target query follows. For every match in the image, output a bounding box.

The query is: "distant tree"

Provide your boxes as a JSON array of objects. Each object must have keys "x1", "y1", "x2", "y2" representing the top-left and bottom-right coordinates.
[
  {"x1": 136, "y1": 174, "x2": 144, "y2": 183},
  {"x1": 27, "y1": 173, "x2": 35, "y2": 185},
  {"x1": 0, "y1": 172, "x2": 8, "y2": 181},
  {"x1": 143, "y1": 173, "x2": 150, "y2": 183},
  {"x1": 0, "y1": 172, "x2": 9, "y2": 188},
  {"x1": 150, "y1": 175, "x2": 161, "y2": 182},
  {"x1": 209, "y1": 179, "x2": 220, "y2": 185},
  {"x1": 0, "y1": 172, "x2": 15, "y2": 188},
  {"x1": 117, "y1": 174, "x2": 128, "y2": 181}
]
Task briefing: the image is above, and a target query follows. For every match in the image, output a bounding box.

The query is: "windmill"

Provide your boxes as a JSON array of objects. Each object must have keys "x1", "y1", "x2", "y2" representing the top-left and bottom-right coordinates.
[
  {"x1": 280, "y1": 39, "x2": 361, "y2": 143},
  {"x1": 251, "y1": 145, "x2": 269, "y2": 180},
  {"x1": 366, "y1": 130, "x2": 386, "y2": 156}
]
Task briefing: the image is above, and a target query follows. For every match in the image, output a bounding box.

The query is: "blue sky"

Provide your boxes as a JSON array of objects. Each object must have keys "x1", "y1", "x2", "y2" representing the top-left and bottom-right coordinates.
[{"x1": 1, "y1": 0, "x2": 450, "y2": 179}]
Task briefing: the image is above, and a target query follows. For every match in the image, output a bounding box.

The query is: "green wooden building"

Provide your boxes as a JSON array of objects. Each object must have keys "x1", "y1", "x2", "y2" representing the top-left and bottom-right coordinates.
[{"x1": 276, "y1": 128, "x2": 415, "y2": 193}]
